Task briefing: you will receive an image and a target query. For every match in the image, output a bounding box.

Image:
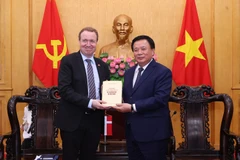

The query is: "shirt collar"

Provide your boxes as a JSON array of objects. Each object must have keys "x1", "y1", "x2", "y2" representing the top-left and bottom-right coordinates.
[
  {"x1": 136, "y1": 58, "x2": 153, "y2": 71},
  {"x1": 80, "y1": 52, "x2": 95, "y2": 64}
]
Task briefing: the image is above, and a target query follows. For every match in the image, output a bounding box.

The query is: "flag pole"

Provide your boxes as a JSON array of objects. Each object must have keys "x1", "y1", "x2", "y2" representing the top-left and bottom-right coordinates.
[
  {"x1": 100, "y1": 135, "x2": 108, "y2": 145},
  {"x1": 104, "y1": 134, "x2": 107, "y2": 144},
  {"x1": 101, "y1": 111, "x2": 109, "y2": 145}
]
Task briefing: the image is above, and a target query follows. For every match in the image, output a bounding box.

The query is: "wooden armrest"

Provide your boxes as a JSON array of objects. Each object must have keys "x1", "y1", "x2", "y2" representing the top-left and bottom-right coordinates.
[
  {"x1": 223, "y1": 129, "x2": 240, "y2": 160},
  {"x1": 0, "y1": 133, "x2": 12, "y2": 160},
  {"x1": 0, "y1": 132, "x2": 12, "y2": 146}
]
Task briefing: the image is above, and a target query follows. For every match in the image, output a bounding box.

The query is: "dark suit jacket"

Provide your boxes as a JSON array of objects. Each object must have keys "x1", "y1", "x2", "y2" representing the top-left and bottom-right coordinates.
[
  {"x1": 54, "y1": 51, "x2": 110, "y2": 132},
  {"x1": 123, "y1": 59, "x2": 172, "y2": 142}
]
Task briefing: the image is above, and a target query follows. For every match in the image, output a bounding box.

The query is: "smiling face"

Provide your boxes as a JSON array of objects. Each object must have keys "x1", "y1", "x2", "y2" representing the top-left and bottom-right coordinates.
[
  {"x1": 132, "y1": 39, "x2": 155, "y2": 67},
  {"x1": 79, "y1": 30, "x2": 97, "y2": 58},
  {"x1": 112, "y1": 15, "x2": 133, "y2": 42}
]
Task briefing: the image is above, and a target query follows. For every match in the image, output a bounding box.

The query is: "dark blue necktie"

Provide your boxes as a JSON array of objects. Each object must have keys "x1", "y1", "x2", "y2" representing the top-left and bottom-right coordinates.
[
  {"x1": 86, "y1": 59, "x2": 96, "y2": 99},
  {"x1": 134, "y1": 67, "x2": 144, "y2": 88}
]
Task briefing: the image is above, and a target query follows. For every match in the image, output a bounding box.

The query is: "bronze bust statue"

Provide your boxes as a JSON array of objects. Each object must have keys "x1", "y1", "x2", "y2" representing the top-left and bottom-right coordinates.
[{"x1": 98, "y1": 14, "x2": 133, "y2": 59}]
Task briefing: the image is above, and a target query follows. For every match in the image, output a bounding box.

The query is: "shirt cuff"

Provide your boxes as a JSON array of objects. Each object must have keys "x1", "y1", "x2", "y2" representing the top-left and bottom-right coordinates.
[
  {"x1": 133, "y1": 104, "x2": 137, "y2": 112},
  {"x1": 88, "y1": 99, "x2": 93, "y2": 109}
]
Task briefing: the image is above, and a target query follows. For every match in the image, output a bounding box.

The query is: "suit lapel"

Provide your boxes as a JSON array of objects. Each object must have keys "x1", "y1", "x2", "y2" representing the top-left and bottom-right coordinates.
[
  {"x1": 126, "y1": 66, "x2": 136, "y2": 94},
  {"x1": 131, "y1": 60, "x2": 156, "y2": 95},
  {"x1": 94, "y1": 58, "x2": 103, "y2": 87},
  {"x1": 76, "y1": 52, "x2": 88, "y2": 92}
]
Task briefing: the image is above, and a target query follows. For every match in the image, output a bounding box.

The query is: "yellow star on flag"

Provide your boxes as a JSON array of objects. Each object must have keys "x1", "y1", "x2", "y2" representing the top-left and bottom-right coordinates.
[{"x1": 176, "y1": 31, "x2": 206, "y2": 67}]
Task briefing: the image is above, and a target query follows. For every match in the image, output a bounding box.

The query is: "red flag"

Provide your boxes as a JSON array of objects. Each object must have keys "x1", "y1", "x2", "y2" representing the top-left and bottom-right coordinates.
[
  {"x1": 32, "y1": 0, "x2": 69, "y2": 87},
  {"x1": 104, "y1": 115, "x2": 112, "y2": 136},
  {"x1": 172, "y1": 0, "x2": 212, "y2": 86}
]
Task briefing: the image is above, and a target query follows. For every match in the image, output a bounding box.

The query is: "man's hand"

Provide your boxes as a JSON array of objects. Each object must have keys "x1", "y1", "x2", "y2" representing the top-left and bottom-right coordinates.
[
  {"x1": 111, "y1": 103, "x2": 131, "y2": 113},
  {"x1": 92, "y1": 100, "x2": 111, "y2": 110}
]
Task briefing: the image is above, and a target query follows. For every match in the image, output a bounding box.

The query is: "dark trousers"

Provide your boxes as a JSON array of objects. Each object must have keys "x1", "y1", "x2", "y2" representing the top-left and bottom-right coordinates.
[
  {"x1": 60, "y1": 113, "x2": 102, "y2": 160},
  {"x1": 21, "y1": 138, "x2": 33, "y2": 149},
  {"x1": 126, "y1": 124, "x2": 168, "y2": 160}
]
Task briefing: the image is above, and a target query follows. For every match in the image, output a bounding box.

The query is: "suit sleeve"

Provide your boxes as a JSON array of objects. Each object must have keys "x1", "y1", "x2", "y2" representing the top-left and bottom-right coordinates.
[
  {"x1": 58, "y1": 56, "x2": 90, "y2": 107},
  {"x1": 135, "y1": 68, "x2": 172, "y2": 112}
]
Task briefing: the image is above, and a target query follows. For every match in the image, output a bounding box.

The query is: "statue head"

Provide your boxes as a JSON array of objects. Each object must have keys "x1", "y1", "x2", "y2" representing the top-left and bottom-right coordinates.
[{"x1": 112, "y1": 14, "x2": 133, "y2": 42}]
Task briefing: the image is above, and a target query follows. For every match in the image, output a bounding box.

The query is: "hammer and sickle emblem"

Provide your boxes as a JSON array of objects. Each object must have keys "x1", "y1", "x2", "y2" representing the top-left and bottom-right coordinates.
[{"x1": 36, "y1": 36, "x2": 67, "y2": 69}]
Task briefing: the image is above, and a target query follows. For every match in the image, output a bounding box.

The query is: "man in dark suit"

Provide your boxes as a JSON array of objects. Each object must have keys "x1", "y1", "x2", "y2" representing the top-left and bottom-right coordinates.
[
  {"x1": 54, "y1": 27, "x2": 110, "y2": 160},
  {"x1": 112, "y1": 35, "x2": 172, "y2": 160}
]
